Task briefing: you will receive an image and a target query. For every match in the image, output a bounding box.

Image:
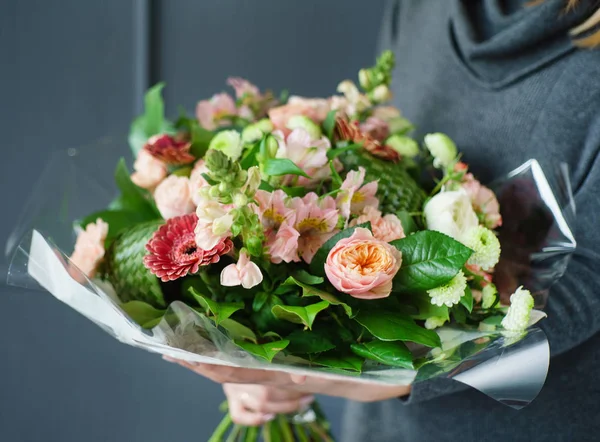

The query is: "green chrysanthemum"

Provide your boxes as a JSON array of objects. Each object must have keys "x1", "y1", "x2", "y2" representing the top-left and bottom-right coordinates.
[
  {"x1": 463, "y1": 226, "x2": 501, "y2": 270},
  {"x1": 501, "y1": 286, "x2": 534, "y2": 332},
  {"x1": 428, "y1": 270, "x2": 467, "y2": 307}
]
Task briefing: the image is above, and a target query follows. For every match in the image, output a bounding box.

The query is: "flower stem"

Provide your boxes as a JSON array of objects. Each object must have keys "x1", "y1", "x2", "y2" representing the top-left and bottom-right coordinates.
[
  {"x1": 208, "y1": 412, "x2": 233, "y2": 442},
  {"x1": 244, "y1": 426, "x2": 259, "y2": 442},
  {"x1": 277, "y1": 415, "x2": 295, "y2": 442},
  {"x1": 225, "y1": 424, "x2": 241, "y2": 442},
  {"x1": 293, "y1": 424, "x2": 310, "y2": 442}
]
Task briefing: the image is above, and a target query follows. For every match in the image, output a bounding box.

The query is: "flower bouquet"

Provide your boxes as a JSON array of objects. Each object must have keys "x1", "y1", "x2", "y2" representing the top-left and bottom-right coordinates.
[{"x1": 7, "y1": 52, "x2": 575, "y2": 441}]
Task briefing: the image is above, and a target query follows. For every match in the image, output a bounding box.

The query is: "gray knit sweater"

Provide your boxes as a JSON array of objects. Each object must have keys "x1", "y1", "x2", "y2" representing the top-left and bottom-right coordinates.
[{"x1": 342, "y1": 1, "x2": 600, "y2": 441}]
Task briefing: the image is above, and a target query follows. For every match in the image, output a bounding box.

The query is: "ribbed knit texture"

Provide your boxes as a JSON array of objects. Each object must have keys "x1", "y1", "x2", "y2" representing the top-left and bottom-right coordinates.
[{"x1": 342, "y1": 1, "x2": 600, "y2": 440}]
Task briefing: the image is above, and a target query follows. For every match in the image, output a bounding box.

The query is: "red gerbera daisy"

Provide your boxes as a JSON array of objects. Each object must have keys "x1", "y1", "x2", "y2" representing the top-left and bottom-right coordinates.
[
  {"x1": 335, "y1": 117, "x2": 400, "y2": 162},
  {"x1": 144, "y1": 134, "x2": 195, "y2": 165},
  {"x1": 144, "y1": 213, "x2": 232, "y2": 282}
]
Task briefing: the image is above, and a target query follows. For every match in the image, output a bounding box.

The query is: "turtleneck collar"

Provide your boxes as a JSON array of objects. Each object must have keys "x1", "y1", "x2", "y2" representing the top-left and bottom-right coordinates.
[{"x1": 449, "y1": 0, "x2": 594, "y2": 87}]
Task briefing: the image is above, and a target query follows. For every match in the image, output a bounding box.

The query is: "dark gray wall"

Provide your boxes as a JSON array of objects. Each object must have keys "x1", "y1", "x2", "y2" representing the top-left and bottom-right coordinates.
[{"x1": 0, "y1": 1, "x2": 384, "y2": 441}]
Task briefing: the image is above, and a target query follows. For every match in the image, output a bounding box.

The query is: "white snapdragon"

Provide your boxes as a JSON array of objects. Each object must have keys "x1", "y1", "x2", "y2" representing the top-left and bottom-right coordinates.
[
  {"x1": 424, "y1": 190, "x2": 479, "y2": 244},
  {"x1": 424, "y1": 133, "x2": 458, "y2": 169},
  {"x1": 208, "y1": 130, "x2": 243, "y2": 160},
  {"x1": 462, "y1": 225, "x2": 501, "y2": 270},
  {"x1": 501, "y1": 287, "x2": 534, "y2": 332},
  {"x1": 428, "y1": 270, "x2": 468, "y2": 307}
]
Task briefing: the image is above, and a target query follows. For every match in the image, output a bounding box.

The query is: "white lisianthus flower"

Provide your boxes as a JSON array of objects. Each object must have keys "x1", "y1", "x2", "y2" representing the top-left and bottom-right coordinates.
[
  {"x1": 208, "y1": 130, "x2": 243, "y2": 160},
  {"x1": 386, "y1": 135, "x2": 420, "y2": 158},
  {"x1": 286, "y1": 115, "x2": 322, "y2": 139},
  {"x1": 424, "y1": 133, "x2": 458, "y2": 169},
  {"x1": 481, "y1": 283, "x2": 498, "y2": 309},
  {"x1": 462, "y1": 226, "x2": 501, "y2": 270},
  {"x1": 428, "y1": 270, "x2": 467, "y2": 307},
  {"x1": 501, "y1": 286, "x2": 534, "y2": 332},
  {"x1": 424, "y1": 190, "x2": 479, "y2": 244},
  {"x1": 425, "y1": 316, "x2": 448, "y2": 330}
]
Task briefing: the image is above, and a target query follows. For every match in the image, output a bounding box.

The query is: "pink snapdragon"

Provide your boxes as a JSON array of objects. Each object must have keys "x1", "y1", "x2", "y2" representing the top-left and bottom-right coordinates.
[
  {"x1": 220, "y1": 251, "x2": 263, "y2": 289},
  {"x1": 196, "y1": 93, "x2": 237, "y2": 130},
  {"x1": 267, "y1": 221, "x2": 301, "y2": 264},
  {"x1": 336, "y1": 167, "x2": 379, "y2": 220},
  {"x1": 292, "y1": 193, "x2": 339, "y2": 263},
  {"x1": 350, "y1": 206, "x2": 405, "y2": 242},
  {"x1": 130, "y1": 149, "x2": 167, "y2": 191}
]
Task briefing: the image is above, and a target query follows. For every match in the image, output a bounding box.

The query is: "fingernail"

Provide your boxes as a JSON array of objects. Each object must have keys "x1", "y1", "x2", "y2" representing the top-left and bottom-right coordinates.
[
  {"x1": 162, "y1": 355, "x2": 176, "y2": 363},
  {"x1": 300, "y1": 396, "x2": 315, "y2": 408},
  {"x1": 262, "y1": 413, "x2": 276, "y2": 422}
]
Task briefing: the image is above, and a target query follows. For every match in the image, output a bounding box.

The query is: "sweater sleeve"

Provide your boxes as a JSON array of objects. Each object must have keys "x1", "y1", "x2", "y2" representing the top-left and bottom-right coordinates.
[{"x1": 403, "y1": 118, "x2": 600, "y2": 405}]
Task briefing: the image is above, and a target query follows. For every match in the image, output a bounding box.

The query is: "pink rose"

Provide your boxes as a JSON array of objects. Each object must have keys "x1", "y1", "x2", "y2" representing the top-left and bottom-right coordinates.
[
  {"x1": 196, "y1": 93, "x2": 237, "y2": 130},
  {"x1": 189, "y1": 160, "x2": 211, "y2": 206},
  {"x1": 69, "y1": 219, "x2": 109, "y2": 278},
  {"x1": 131, "y1": 149, "x2": 167, "y2": 191},
  {"x1": 268, "y1": 96, "x2": 330, "y2": 134},
  {"x1": 350, "y1": 206, "x2": 405, "y2": 242},
  {"x1": 325, "y1": 228, "x2": 402, "y2": 300},
  {"x1": 154, "y1": 175, "x2": 196, "y2": 220},
  {"x1": 220, "y1": 251, "x2": 263, "y2": 289}
]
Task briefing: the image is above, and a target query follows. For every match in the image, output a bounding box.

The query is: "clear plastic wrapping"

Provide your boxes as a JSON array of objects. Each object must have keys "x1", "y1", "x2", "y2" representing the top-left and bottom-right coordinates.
[{"x1": 5, "y1": 140, "x2": 576, "y2": 409}]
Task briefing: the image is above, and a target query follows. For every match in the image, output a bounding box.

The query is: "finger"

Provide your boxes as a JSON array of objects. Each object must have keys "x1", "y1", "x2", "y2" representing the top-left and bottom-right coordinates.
[
  {"x1": 242, "y1": 392, "x2": 315, "y2": 415},
  {"x1": 184, "y1": 363, "x2": 294, "y2": 386},
  {"x1": 228, "y1": 397, "x2": 275, "y2": 427},
  {"x1": 223, "y1": 384, "x2": 308, "y2": 402}
]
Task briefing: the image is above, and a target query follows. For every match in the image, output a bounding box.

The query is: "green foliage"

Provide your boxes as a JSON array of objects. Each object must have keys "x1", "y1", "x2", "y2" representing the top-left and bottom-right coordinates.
[
  {"x1": 461, "y1": 286, "x2": 474, "y2": 313},
  {"x1": 128, "y1": 83, "x2": 174, "y2": 156},
  {"x1": 219, "y1": 318, "x2": 258, "y2": 344},
  {"x1": 271, "y1": 301, "x2": 330, "y2": 329},
  {"x1": 323, "y1": 110, "x2": 337, "y2": 140},
  {"x1": 114, "y1": 158, "x2": 161, "y2": 219},
  {"x1": 285, "y1": 330, "x2": 336, "y2": 354},
  {"x1": 175, "y1": 115, "x2": 214, "y2": 158},
  {"x1": 313, "y1": 352, "x2": 363, "y2": 372},
  {"x1": 120, "y1": 300, "x2": 165, "y2": 329},
  {"x1": 236, "y1": 340, "x2": 290, "y2": 362},
  {"x1": 354, "y1": 310, "x2": 441, "y2": 348},
  {"x1": 351, "y1": 340, "x2": 414, "y2": 369},
  {"x1": 263, "y1": 158, "x2": 311, "y2": 179},
  {"x1": 390, "y1": 231, "x2": 472, "y2": 292},
  {"x1": 189, "y1": 288, "x2": 244, "y2": 325},
  {"x1": 278, "y1": 276, "x2": 353, "y2": 317}
]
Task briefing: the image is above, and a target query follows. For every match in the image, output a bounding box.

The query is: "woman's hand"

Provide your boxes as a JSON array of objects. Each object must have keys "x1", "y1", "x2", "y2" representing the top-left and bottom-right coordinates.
[
  {"x1": 164, "y1": 356, "x2": 411, "y2": 402},
  {"x1": 223, "y1": 383, "x2": 314, "y2": 426}
]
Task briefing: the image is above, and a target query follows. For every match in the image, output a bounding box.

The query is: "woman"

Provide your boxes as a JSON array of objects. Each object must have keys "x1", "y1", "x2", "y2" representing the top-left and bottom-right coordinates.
[{"x1": 168, "y1": 1, "x2": 600, "y2": 440}]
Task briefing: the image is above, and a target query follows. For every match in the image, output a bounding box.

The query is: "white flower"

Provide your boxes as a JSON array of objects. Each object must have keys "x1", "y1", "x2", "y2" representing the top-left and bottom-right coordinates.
[
  {"x1": 286, "y1": 115, "x2": 322, "y2": 139},
  {"x1": 424, "y1": 133, "x2": 457, "y2": 169},
  {"x1": 195, "y1": 193, "x2": 233, "y2": 250},
  {"x1": 481, "y1": 283, "x2": 498, "y2": 309},
  {"x1": 428, "y1": 270, "x2": 467, "y2": 307},
  {"x1": 501, "y1": 287, "x2": 534, "y2": 332},
  {"x1": 425, "y1": 316, "x2": 448, "y2": 330},
  {"x1": 462, "y1": 226, "x2": 501, "y2": 270},
  {"x1": 369, "y1": 84, "x2": 392, "y2": 103},
  {"x1": 337, "y1": 80, "x2": 371, "y2": 114},
  {"x1": 424, "y1": 190, "x2": 479, "y2": 244},
  {"x1": 208, "y1": 130, "x2": 242, "y2": 160},
  {"x1": 386, "y1": 135, "x2": 420, "y2": 158}
]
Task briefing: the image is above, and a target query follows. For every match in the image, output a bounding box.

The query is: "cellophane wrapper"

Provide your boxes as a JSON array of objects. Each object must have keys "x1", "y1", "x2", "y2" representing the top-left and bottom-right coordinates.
[{"x1": 5, "y1": 138, "x2": 576, "y2": 409}]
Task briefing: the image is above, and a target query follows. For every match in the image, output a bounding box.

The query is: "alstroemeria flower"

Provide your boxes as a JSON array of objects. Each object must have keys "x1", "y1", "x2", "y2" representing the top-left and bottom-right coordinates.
[
  {"x1": 461, "y1": 173, "x2": 503, "y2": 229},
  {"x1": 267, "y1": 221, "x2": 300, "y2": 264},
  {"x1": 274, "y1": 128, "x2": 332, "y2": 186},
  {"x1": 253, "y1": 189, "x2": 295, "y2": 231},
  {"x1": 196, "y1": 93, "x2": 237, "y2": 130},
  {"x1": 336, "y1": 167, "x2": 379, "y2": 220},
  {"x1": 220, "y1": 251, "x2": 263, "y2": 289},
  {"x1": 292, "y1": 193, "x2": 340, "y2": 263}
]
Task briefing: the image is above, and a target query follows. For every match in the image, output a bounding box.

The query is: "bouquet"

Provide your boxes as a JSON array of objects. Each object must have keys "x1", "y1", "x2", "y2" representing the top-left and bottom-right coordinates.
[{"x1": 7, "y1": 52, "x2": 575, "y2": 441}]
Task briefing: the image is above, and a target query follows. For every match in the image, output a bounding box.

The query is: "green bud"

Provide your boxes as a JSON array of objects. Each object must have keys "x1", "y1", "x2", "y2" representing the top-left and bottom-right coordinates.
[
  {"x1": 386, "y1": 135, "x2": 420, "y2": 158},
  {"x1": 241, "y1": 125, "x2": 264, "y2": 144},
  {"x1": 233, "y1": 192, "x2": 248, "y2": 207},
  {"x1": 255, "y1": 118, "x2": 274, "y2": 133},
  {"x1": 208, "y1": 186, "x2": 221, "y2": 199},
  {"x1": 218, "y1": 182, "x2": 230, "y2": 193},
  {"x1": 205, "y1": 149, "x2": 231, "y2": 175},
  {"x1": 424, "y1": 133, "x2": 458, "y2": 169},
  {"x1": 358, "y1": 68, "x2": 373, "y2": 91},
  {"x1": 369, "y1": 84, "x2": 392, "y2": 103},
  {"x1": 246, "y1": 236, "x2": 263, "y2": 256},
  {"x1": 265, "y1": 135, "x2": 280, "y2": 158},
  {"x1": 286, "y1": 115, "x2": 322, "y2": 139},
  {"x1": 208, "y1": 130, "x2": 243, "y2": 160}
]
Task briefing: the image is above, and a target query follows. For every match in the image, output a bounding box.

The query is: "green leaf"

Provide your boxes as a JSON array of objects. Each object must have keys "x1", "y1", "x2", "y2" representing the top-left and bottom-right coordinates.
[
  {"x1": 219, "y1": 318, "x2": 258, "y2": 343},
  {"x1": 482, "y1": 315, "x2": 504, "y2": 326},
  {"x1": 281, "y1": 186, "x2": 308, "y2": 198},
  {"x1": 452, "y1": 304, "x2": 468, "y2": 324},
  {"x1": 409, "y1": 294, "x2": 450, "y2": 321},
  {"x1": 292, "y1": 270, "x2": 324, "y2": 285},
  {"x1": 258, "y1": 180, "x2": 274, "y2": 192},
  {"x1": 329, "y1": 160, "x2": 343, "y2": 189},
  {"x1": 323, "y1": 110, "x2": 337, "y2": 140},
  {"x1": 271, "y1": 301, "x2": 330, "y2": 329},
  {"x1": 309, "y1": 223, "x2": 371, "y2": 277},
  {"x1": 114, "y1": 158, "x2": 161, "y2": 218},
  {"x1": 354, "y1": 310, "x2": 441, "y2": 348},
  {"x1": 121, "y1": 301, "x2": 165, "y2": 328},
  {"x1": 142, "y1": 317, "x2": 164, "y2": 329},
  {"x1": 285, "y1": 330, "x2": 336, "y2": 354},
  {"x1": 460, "y1": 286, "x2": 474, "y2": 313},
  {"x1": 263, "y1": 158, "x2": 310, "y2": 179},
  {"x1": 350, "y1": 340, "x2": 414, "y2": 369},
  {"x1": 77, "y1": 209, "x2": 155, "y2": 242},
  {"x1": 176, "y1": 116, "x2": 214, "y2": 158},
  {"x1": 128, "y1": 83, "x2": 174, "y2": 156},
  {"x1": 396, "y1": 210, "x2": 419, "y2": 235},
  {"x1": 236, "y1": 340, "x2": 290, "y2": 362},
  {"x1": 240, "y1": 138, "x2": 261, "y2": 169},
  {"x1": 280, "y1": 276, "x2": 353, "y2": 317},
  {"x1": 390, "y1": 231, "x2": 472, "y2": 292},
  {"x1": 189, "y1": 288, "x2": 244, "y2": 325},
  {"x1": 326, "y1": 143, "x2": 361, "y2": 160},
  {"x1": 252, "y1": 292, "x2": 269, "y2": 312},
  {"x1": 314, "y1": 352, "x2": 363, "y2": 372}
]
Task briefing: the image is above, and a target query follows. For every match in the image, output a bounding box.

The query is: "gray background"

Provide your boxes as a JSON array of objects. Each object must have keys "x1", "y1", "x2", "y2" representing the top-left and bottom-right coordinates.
[{"x1": 0, "y1": 1, "x2": 385, "y2": 441}]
